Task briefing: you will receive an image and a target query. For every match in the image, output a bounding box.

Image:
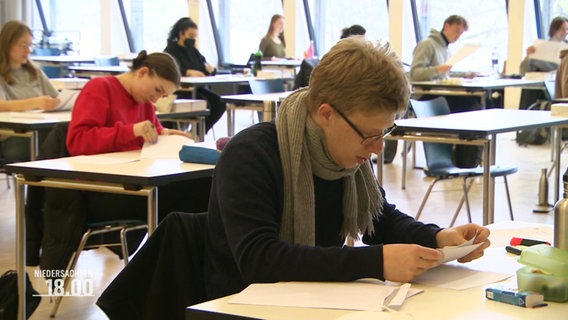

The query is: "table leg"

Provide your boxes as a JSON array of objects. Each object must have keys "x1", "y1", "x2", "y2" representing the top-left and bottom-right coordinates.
[
  {"x1": 30, "y1": 131, "x2": 38, "y2": 161},
  {"x1": 262, "y1": 101, "x2": 276, "y2": 122},
  {"x1": 482, "y1": 138, "x2": 492, "y2": 225},
  {"x1": 227, "y1": 105, "x2": 235, "y2": 136},
  {"x1": 553, "y1": 126, "x2": 562, "y2": 202},
  {"x1": 147, "y1": 187, "x2": 158, "y2": 234},
  {"x1": 15, "y1": 176, "x2": 26, "y2": 320}
]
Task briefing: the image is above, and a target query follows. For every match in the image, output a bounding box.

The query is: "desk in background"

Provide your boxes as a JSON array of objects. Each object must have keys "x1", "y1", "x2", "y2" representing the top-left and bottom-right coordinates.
[
  {"x1": 68, "y1": 65, "x2": 129, "y2": 77},
  {"x1": 380, "y1": 109, "x2": 568, "y2": 225},
  {"x1": 412, "y1": 78, "x2": 544, "y2": 108},
  {"x1": 0, "y1": 112, "x2": 71, "y2": 160},
  {"x1": 221, "y1": 92, "x2": 292, "y2": 136},
  {"x1": 157, "y1": 109, "x2": 210, "y2": 142},
  {"x1": 6, "y1": 150, "x2": 215, "y2": 320},
  {"x1": 30, "y1": 55, "x2": 95, "y2": 65},
  {"x1": 260, "y1": 59, "x2": 301, "y2": 78},
  {"x1": 180, "y1": 75, "x2": 254, "y2": 99},
  {"x1": 186, "y1": 221, "x2": 566, "y2": 320}
]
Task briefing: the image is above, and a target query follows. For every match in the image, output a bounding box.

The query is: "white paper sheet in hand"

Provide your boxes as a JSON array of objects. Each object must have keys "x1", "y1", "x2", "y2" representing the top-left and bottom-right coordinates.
[
  {"x1": 141, "y1": 134, "x2": 194, "y2": 159},
  {"x1": 445, "y1": 44, "x2": 481, "y2": 66},
  {"x1": 439, "y1": 241, "x2": 483, "y2": 263}
]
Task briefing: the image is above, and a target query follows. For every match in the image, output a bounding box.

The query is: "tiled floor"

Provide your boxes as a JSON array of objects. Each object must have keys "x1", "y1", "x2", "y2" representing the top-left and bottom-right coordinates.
[{"x1": 0, "y1": 109, "x2": 563, "y2": 319}]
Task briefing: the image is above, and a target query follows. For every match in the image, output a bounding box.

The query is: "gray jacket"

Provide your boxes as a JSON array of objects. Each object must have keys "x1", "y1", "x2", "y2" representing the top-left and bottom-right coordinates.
[{"x1": 410, "y1": 29, "x2": 449, "y2": 81}]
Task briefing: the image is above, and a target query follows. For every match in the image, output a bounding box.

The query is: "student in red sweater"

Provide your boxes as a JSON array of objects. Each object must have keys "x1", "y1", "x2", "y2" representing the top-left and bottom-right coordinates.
[
  {"x1": 67, "y1": 50, "x2": 189, "y2": 153},
  {"x1": 35, "y1": 51, "x2": 212, "y2": 275}
]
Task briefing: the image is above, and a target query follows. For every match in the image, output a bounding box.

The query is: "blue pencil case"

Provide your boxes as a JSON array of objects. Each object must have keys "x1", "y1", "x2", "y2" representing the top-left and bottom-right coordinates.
[{"x1": 179, "y1": 145, "x2": 220, "y2": 164}]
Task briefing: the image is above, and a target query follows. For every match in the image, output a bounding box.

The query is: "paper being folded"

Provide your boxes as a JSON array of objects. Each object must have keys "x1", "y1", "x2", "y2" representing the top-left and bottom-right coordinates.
[{"x1": 439, "y1": 236, "x2": 483, "y2": 263}]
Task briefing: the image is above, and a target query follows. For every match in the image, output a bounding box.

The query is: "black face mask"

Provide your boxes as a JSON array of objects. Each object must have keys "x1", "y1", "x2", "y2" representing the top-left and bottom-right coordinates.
[{"x1": 184, "y1": 39, "x2": 196, "y2": 48}]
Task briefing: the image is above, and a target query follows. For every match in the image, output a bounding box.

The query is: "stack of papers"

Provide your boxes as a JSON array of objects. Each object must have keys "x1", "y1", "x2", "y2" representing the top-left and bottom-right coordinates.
[{"x1": 229, "y1": 280, "x2": 421, "y2": 311}]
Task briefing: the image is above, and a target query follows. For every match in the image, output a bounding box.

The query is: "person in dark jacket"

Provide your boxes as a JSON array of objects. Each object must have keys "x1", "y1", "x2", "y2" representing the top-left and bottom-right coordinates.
[
  {"x1": 164, "y1": 17, "x2": 226, "y2": 133},
  {"x1": 204, "y1": 37, "x2": 491, "y2": 300}
]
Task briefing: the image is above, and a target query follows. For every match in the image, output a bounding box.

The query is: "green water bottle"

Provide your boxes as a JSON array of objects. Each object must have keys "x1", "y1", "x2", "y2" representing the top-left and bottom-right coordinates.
[{"x1": 252, "y1": 50, "x2": 263, "y2": 76}]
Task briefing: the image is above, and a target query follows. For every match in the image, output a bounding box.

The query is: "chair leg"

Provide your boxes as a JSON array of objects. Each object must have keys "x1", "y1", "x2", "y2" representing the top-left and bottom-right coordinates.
[
  {"x1": 402, "y1": 141, "x2": 408, "y2": 190},
  {"x1": 502, "y1": 176, "x2": 515, "y2": 221},
  {"x1": 415, "y1": 178, "x2": 441, "y2": 221},
  {"x1": 120, "y1": 225, "x2": 148, "y2": 266},
  {"x1": 50, "y1": 230, "x2": 92, "y2": 318},
  {"x1": 450, "y1": 178, "x2": 475, "y2": 227},
  {"x1": 120, "y1": 228, "x2": 130, "y2": 266}
]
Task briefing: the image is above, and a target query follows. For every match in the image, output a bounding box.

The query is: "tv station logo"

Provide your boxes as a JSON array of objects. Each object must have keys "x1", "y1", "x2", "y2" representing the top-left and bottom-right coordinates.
[{"x1": 33, "y1": 269, "x2": 94, "y2": 297}]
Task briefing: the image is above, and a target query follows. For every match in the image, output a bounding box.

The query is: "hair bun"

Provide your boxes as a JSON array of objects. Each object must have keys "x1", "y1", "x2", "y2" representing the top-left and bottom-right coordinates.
[{"x1": 132, "y1": 50, "x2": 148, "y2": 69}]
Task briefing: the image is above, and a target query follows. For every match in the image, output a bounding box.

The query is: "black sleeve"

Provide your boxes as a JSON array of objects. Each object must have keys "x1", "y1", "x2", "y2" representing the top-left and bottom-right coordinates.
[
  {"x1": 362, "y1": 189, "x2": 442, "y2": 248},
  {"x1": 212, "y1": 124, "x2": 384, "y2": 283}
]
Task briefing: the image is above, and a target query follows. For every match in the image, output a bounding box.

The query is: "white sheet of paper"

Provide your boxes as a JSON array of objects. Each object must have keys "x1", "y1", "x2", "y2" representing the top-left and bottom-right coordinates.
[
  {"x1": 412, "y1": 264, "x2": 512, "y2": 290},
  {"x1": 229, "y1": 281, "x2": 414, "y2": 311},
  {"x1": 439, "y1": 237, "x2": 483, "y2": 263},
  {"x1": 386, "y1": 283, "x2": 411, "y2": 307},
  {"x1": 141, "y1": 134, "x2": 194, "y2": 159},
  {"x1": 530, "y1": 39, "x2": 568, "y2": 65},
  {"x1": 445, "y1": 44, "x2": 481, "y2": 66},
  {"x1": 54, "y1": 89, "x2": 79, "y2": 111}
]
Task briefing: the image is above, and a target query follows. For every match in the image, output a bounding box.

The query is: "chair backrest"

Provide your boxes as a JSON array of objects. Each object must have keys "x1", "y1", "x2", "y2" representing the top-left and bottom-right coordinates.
[
  {"x1": 41, "y1": 66, "x2": 63, "y2": 78},
  {"x1": 94, "y1": 56, "x2": 120, "y2": 66},
  {"x1": 33, "y1": 47, "x2": 61, "y2": 56},
  {"x1": 248, "y1": 78, "x2": 285, "y2": 94},
  {"x1": 409, "y1": 97, "x2": 456, "y2": 172},
  {"x1": 544, "y1": 80, "x2": 555, "y2": 100},
  {"x1": 293, "y1": 57, "x2": 320, "y2": 89}
]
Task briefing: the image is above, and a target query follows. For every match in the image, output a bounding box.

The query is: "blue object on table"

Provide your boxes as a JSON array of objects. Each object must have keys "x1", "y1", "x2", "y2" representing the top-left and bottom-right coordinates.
[{"x1": 179, "y1": 145, "x2": 220, "y2": 164}]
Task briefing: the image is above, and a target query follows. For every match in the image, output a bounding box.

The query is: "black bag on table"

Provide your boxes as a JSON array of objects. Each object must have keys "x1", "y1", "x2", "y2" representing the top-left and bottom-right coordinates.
[{"x1": 0, "y1": 270, "x2": 41, "y2": 320}]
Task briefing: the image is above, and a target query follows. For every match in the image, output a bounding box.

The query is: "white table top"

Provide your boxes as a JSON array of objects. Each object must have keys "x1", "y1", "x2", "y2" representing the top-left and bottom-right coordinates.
[
  {"x1": 394, "y1": 109, "x2": 568, "y2": 137},
  {"x1": 221, "y1": 91, "x2": 292, "y2": 103},
  {"x1": 68, "y1": 65, "x2": 129, "y2": 73},
  {"x1": 187, "y1": 221, "x2": 566, "y2": 319},
  {"x1": 0, "y1": 111, "x2": 71, "y2": 131},
  {"x1": 30, "y1": 55, "x2": 95, "y2": 64},
  {"x1": 6, "y1": 150, "x2": 215, "y2": 188},
  {"x1": 412, "y1": 78, "x2": 544, "y2": 90},
  {"x1": 261, "y1": 59, "x2": 301, "y2": 67},
  {"x1": 181, "y1": 75, "x2": 253, "y2": 86}
]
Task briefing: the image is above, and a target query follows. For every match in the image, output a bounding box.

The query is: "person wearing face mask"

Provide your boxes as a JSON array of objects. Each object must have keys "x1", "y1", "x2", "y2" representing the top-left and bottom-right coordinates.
[{"x1": 164, "y1": 17, "x2": 226, "y2": 134}]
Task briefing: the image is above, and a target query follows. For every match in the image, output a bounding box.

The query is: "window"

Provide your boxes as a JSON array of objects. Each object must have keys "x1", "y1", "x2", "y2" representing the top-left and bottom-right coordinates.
[
  {"x1": 209, "y1": 0, "x2": 283, "y2": 66},
  {"x1": 305, "y1": 0, "x2": 389, "y2": 56},
  {"x1": 31, "y1": 0, "x2": 189, "y2": 57},
  {"x1": 31, "y1": 0, "x2": 101, "y2": 56},
  {"x1": 121, "y1": 0, "x2": 189, "y2": 53}
]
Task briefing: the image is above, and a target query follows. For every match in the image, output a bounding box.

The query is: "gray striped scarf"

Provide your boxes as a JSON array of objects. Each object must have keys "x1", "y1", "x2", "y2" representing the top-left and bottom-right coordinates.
[{"x1": 276, "y1": 89, "x2": 383, "y2": 245}]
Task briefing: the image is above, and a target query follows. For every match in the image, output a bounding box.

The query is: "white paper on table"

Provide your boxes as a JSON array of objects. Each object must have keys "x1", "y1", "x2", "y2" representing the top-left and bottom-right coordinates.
[
  {"x1": 445, "y1": 44, "x2": 481, "y2": 66},
  {"x1": 412, "y1": 264, "x2": 512, "y2": 290},
  {"x1": 140, "y1": 134, "x2": 194, "y2": 159},
  {"x1": 228, "y1": 280, "x2": 421, "y2": 311},
  {"x1": 530, "y1": 39, "x2": 568, "y2": 65}
]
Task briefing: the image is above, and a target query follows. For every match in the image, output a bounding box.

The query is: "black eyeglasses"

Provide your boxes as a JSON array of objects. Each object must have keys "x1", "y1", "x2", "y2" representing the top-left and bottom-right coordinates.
[{"x1": 330, "y1": 104, "x2": 397, "y2": 146}]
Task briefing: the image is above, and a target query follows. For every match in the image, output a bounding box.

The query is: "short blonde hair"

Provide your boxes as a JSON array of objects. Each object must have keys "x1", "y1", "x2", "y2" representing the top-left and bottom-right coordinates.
[{"x1": 306, "y1": 37, "x2": 409, "y2": 117}]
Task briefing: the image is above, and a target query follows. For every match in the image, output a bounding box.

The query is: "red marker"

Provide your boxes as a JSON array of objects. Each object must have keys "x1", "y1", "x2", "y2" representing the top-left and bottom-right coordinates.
[{"x1": 510, "y1": 237, "x2": 550, "y2": 247}]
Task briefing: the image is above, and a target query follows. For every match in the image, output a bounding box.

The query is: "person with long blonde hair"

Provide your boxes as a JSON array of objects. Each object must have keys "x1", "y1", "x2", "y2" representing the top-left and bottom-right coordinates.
[
  {"x1": 259, "y1": 14, "x2": 286, "y2": 59},
  {"x1": 0, "y1": 20, "x2": 60, "y2": 162}
]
